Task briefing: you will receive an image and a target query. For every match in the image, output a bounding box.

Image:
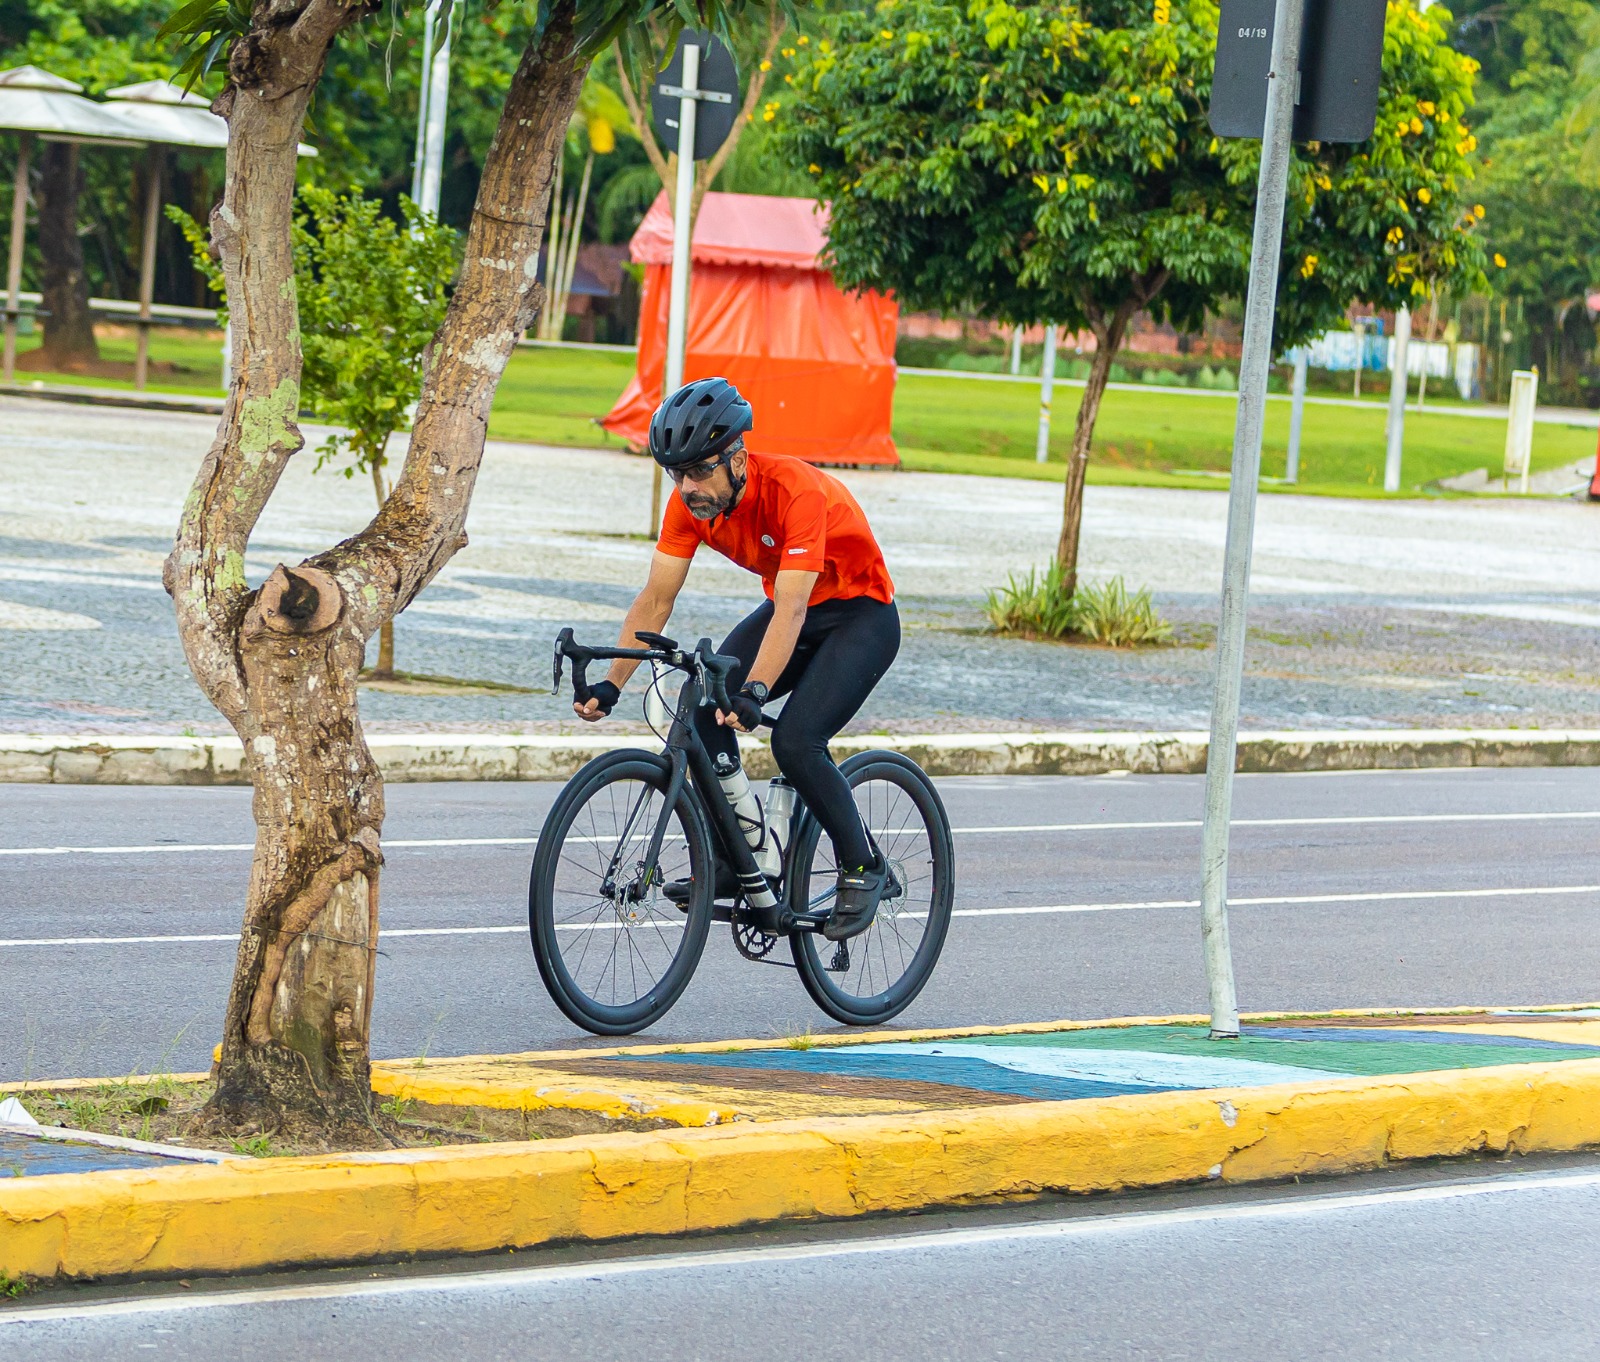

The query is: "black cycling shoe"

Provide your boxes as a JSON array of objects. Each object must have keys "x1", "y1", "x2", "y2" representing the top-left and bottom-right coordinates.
[
  {"x1": 824, "y1": 856, "x2": 888, "y2": 941},
  {"x1": 663, "y1": 857, "x2": 739, "y2": 910}
]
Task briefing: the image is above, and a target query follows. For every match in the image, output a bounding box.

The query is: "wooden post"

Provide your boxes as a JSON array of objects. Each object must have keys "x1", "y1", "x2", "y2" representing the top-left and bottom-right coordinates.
[
  {"x1": 135, "y1": 147, "x2": 161, "y2": 391},
  {"x1": 4, "y1": 133, "x2": 32, "y2": 383}
]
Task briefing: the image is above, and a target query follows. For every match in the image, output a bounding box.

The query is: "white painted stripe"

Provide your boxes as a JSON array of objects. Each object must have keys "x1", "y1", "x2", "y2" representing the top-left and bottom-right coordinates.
[
  {"x1": 5, "y1": 808, "x2": 1600, "y2": 858},
  {"x1": 7, "y1": 1167, "x2": 1600, "y2": 1325},
  {"x1": 4, "y1": 882, "x2": 1599, "y2": 948}
]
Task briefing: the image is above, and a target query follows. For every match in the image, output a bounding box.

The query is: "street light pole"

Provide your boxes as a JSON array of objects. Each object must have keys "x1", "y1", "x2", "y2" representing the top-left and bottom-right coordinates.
[
  {"x1": 412, "y1": 0, "x2": 457, "y2": 217},
  {"x1": 1197, "y1": 0, "x2": 1306, "y2": 1040}
]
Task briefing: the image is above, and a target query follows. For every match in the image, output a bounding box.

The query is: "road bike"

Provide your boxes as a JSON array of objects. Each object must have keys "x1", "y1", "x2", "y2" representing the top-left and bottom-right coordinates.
[{"x1": 531, "y1": 628, "x2": 955, "y2": 1036}]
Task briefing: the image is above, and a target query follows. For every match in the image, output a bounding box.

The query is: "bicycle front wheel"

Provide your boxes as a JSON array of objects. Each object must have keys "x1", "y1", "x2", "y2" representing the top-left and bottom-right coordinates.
[
  {"x1": 529, "y1": 752, "x2": 713, "y2": 1035},
  {"x1": 789, "y1": 752, "x2": 955, "y2": 1026}
]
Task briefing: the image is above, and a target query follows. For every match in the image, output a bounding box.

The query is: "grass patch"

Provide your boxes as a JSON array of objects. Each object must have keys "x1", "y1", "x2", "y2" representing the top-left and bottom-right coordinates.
[
  {"x1": 987, "y1": 566, "x2": 1172, "y2": 647},
  {"x1": 485, "y1": 346, "x2": 1594, "y2": 496},
  {"x1": 11, "y1": 1078, "x2": 680, "y2": 1157}
]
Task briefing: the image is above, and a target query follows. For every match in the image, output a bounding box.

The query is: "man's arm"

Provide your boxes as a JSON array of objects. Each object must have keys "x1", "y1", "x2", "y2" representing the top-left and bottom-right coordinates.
[
  {"x1": 574, "y1": 551, "x2": 691, "y2": 720},
  {"x1": 719, "y1": 569, "x2": 818, "y2": 731}
]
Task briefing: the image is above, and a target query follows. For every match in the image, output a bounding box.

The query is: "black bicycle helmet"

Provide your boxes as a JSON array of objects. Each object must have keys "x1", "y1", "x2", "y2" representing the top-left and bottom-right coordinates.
[{"x1": 648, "y1": 377, "x2": 754, "y2": 468}]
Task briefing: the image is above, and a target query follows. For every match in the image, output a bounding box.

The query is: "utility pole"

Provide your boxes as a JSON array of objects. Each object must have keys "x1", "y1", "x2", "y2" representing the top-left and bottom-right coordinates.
[
  {"x1": 1035, "y1": 325, "x2": 1059, "y2": 463},
  {"x1": 1384, "y1": 306, "x2": 1411, "y2": 492},
  {"x1": 411, "y1": 0, "x2": 458, "y2": 217}
]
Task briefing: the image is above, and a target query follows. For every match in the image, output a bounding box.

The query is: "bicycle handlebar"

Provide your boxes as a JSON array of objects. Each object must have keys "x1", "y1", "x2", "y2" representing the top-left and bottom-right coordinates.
[{"x1": 554, "y1": 628, "x2": 740, "y2": 714}]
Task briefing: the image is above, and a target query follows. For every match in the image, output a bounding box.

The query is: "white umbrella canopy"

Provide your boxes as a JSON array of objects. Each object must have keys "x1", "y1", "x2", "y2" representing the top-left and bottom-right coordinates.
[
  {"x1": 104, "y1": 79, "x2": 317, "y2": 156},
  {"x1": 0, "y1": 66, "x2": 148, "y2": 145}
]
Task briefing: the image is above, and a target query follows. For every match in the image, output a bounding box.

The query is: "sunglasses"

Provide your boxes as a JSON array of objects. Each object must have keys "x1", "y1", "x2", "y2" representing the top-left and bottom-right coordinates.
[{"x1": 669, "y1": 456, "x2": 728, "y2": 485}]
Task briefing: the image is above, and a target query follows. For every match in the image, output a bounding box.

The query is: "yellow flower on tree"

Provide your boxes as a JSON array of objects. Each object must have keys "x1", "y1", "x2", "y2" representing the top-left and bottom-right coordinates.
[
  {"x1": 1300, "y1": 254, "x2": 1319, "y2": 279},
  {"x1": 1416, "y1": 187, "x2": 1432, "y2": 204},
  {"x1": 1494, "y1": 253, "x2": 1507, "y2": 268}
]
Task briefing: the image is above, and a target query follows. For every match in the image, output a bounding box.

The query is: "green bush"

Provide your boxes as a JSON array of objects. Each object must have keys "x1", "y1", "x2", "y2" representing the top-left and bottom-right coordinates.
[
  {"x1": 1142, "y1": 368, "x2": 1186, "y2": 387},
  {"x1": 985, "y1": 566, "x2": 1172, "y2": 647},
  {"x1": 1195, "y1": 365, "x2": 1238, "y2": 391}
]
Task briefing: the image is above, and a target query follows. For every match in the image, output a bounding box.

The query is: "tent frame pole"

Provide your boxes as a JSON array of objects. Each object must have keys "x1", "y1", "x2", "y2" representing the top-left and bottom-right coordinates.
[
  {"x1": 135, "y1": 145, "x2": 161, "y2": 391},
  {"x1": 4, "y1": 132, "x2": 31, "y2": 383}
]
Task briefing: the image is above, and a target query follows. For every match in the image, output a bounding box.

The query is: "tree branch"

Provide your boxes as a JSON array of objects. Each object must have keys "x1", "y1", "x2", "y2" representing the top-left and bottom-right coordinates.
[
  {"x1": 615, "y1": 40, "x2": 673, "y2": 189},
  {"x1": 316, "y1": 2, "x2": 588, "y2": 630},
  {"x1": 166, "y1": 0, "x2": 370, "y2": 725},
  {"x1": 694, "y1": 8, "x2": 787, "y2": 214}
]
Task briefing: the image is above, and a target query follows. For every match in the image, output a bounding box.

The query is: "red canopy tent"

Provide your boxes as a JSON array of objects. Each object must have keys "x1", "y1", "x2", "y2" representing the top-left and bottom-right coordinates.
[{"x1": 600, "y1": 191, "x2": 899, "y2": 466}]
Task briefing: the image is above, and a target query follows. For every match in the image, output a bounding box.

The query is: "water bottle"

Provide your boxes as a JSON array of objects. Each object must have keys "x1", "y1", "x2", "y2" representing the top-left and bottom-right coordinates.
[
  {"x1": 763, "y1": 776, "x2": 795, "y2": 873},
  {"x1": 713, "y1": 751, "x2": 781, "y2": 878}
]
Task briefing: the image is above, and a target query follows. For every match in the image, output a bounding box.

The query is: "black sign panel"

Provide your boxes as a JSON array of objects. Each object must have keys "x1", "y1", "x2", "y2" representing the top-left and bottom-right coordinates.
[
  {"x1": 1209, "y1": 0, "x2": 1387, "y2": 143},
  {"x1": 651, "y1": 30, "x2": 740, "y2": 162}
]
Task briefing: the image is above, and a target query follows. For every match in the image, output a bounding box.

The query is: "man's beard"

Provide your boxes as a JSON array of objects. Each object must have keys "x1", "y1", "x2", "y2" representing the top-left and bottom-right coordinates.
[{"x1": 683, "y1": 488, "x2": 733, "y2": 520}]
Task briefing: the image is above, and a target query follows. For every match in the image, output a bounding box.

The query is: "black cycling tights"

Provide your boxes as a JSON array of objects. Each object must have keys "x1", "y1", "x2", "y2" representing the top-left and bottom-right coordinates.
[{"x1": 694, "y1": 595, "x2": 900, "y2": 872}]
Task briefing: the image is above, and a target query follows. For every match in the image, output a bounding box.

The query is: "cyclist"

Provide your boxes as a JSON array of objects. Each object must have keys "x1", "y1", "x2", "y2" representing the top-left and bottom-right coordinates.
[{"x1": 574, "y1": 376, "x2": 899, "y2": 941}]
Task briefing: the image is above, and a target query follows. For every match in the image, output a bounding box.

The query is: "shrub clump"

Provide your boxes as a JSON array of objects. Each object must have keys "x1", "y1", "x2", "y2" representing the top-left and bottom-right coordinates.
[{"x1": 986, "y1": 566, "x2": 1173, "y2": 647}]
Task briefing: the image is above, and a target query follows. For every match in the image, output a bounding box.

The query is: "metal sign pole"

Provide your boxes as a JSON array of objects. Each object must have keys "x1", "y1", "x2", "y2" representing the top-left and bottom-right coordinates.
[
  {"x1": 1383, "y1": 305, "x2": 1411, "y2": 491},
  {"x1": 1198, "y1": 0, "x2": 1306, "y2": 1040},
  {"x1": 1035, "y1": 324, "x2": 1058, "y2": 463},
  {"x1": 651, "y1": 41, "x2": 701, "y2": 535},
  {"x1": 1285, "y1": 347, "x2": 1308, "y2": 484}
]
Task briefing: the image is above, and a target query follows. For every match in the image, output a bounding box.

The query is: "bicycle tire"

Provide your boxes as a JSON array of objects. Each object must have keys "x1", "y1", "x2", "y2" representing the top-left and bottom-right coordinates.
[
  {"x1": 789, "y1": 751, "x2": 955, "y2": 1026},
  {"x1": 529, "y1": 750, "x2": 714, "y2": 1035}
]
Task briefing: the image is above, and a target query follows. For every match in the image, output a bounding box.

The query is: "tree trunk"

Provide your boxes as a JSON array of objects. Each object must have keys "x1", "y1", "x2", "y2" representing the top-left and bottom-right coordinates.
[
  {"x1": 35, "y1": 142, "x2": 98, "y2": 370},
  {"x1": 167, "y1": 0, "x2": 585, "y2": 1136},
  {"x1": 1055, "y1": 306, "x2": 1134, "y2": 592}
]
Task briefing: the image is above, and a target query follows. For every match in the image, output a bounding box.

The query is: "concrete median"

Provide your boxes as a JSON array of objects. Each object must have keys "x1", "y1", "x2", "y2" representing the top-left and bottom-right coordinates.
[
  {"x1": 5, "y1": 728, "x2": 1600, "y2": 785},
  {"x1": 8, "y1": 1008, "x2": 1600, "y2": 1284}
]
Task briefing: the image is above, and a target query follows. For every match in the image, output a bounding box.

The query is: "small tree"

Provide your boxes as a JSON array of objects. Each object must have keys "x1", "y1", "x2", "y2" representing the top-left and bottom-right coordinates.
[
  {"x1": 171, "y1": 188, "x2": 456, "y2": 678},
  {"x1": 295, "y1": 189, "x2": 456, "y2": 676},
  {"x1": 780, "y1": 0, "x2": 1488, "y2": 591}
]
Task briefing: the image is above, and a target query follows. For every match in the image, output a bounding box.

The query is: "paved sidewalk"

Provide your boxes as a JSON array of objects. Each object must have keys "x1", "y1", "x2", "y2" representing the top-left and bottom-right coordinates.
[{"x1": 6, "y1": 397, "x2": 1600, "y2": 733}]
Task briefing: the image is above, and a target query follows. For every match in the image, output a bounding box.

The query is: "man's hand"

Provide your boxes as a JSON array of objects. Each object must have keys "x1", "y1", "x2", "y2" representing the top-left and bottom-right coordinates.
[
  {"x1": 718, "y1": 686, "x2": 764, "y2": 733},
  {"x1": 575, "y1": 679, "x2": 620, "y2": 723}
]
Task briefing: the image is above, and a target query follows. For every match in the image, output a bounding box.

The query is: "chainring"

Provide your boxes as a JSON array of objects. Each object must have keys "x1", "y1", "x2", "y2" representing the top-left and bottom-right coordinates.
[{"x1": 732, "y1": 918, "x2": 780, "y2": 961}]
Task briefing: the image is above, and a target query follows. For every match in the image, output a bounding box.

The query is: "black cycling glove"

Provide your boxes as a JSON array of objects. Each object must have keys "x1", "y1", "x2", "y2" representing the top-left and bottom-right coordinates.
[
  {"x1": 728, "y1": 686, "x2": 763, "y2": 732},
  {"x1": 585, "y1": 679, "x2": 620, "y2": 716}
]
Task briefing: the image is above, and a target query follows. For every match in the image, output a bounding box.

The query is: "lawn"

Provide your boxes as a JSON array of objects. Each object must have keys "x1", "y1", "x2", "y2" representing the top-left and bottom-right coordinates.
[
  {"x1": 11, "y1": 325, "x2": 227, "y2": 394},
  {"x1": 486, "y1": 346, "x2": 1596, "y2": 497},
  {"x1": 14, "y1": 335, "x2": 1593, "y2": 497}
]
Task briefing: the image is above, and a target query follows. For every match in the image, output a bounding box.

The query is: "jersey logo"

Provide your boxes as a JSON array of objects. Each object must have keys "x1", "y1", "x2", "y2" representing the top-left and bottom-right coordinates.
[
  {"x1": 788, "y1": 546, "x2": 808, "y2": 555},
  {"x1": 761, "y1": 535, "x2": 775, "y2": 547}
]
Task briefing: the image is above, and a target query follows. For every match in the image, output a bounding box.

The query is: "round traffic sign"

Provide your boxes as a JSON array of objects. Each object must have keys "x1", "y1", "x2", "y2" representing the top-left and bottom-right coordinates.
[{"x1": 651, "y1": 30, "x2": 740, "y2": 162}]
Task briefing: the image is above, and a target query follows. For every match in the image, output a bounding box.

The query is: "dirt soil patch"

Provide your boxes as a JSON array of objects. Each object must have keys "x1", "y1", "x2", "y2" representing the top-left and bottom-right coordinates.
[{"x1": 14, "y1": 1078, "x2": 678, "y2": 1158}]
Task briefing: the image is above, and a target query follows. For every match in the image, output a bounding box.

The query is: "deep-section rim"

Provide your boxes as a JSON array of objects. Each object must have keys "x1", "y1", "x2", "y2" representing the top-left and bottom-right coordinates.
[
  {"x1": 529, "y1": 750, "x2": 713, "y2": 1035},
  {"x1": 789, "y1": 751, "x2": 955, "y2": 1026}
]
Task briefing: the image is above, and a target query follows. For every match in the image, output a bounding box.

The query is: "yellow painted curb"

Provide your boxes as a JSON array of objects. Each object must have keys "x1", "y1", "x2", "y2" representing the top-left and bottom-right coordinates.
[{"x1": 7, "y1": 1055, "x2": 1600, "y2": 1281}]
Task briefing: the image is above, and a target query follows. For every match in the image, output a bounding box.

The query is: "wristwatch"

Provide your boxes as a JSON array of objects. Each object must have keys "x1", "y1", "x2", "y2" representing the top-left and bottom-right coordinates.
[{"x1": 742, "y1": 680, "x2": 770, "y2": 704}]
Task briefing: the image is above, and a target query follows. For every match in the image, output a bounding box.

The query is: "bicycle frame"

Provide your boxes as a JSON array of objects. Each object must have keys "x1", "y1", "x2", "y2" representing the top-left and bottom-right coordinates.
[{"x1": 554, "y1": 628, "x2": 822, "y2": 936}]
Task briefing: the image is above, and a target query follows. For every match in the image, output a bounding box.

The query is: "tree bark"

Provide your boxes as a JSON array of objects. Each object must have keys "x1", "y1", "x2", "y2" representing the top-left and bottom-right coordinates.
[
  {"x1": 1055, "y1": 303, "x2": 1135, "y2": 592},
  {"x1": 35, "y1": 142, "x2": 98, "y2": 370}
]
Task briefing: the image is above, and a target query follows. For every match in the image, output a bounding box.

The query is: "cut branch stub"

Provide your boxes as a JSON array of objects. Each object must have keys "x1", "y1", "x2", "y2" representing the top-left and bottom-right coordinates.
[{"x1": 253, "y1": 564, "x2": 343, "y2": 635}]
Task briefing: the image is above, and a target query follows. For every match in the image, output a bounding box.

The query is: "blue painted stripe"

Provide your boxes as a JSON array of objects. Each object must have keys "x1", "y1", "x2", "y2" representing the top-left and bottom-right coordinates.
[{"x1": 621, "y1": 1050, "x2": 1163, "y2": 1101}]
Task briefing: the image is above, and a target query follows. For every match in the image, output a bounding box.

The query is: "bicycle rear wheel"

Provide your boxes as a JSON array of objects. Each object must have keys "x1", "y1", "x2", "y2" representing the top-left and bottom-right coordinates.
[
  {"x1": 789, "y1": 752, "x2": 955, "y2": 1026},
  {"x1": 529, "y1": 751, "x2": 713, "y2": 1035}
]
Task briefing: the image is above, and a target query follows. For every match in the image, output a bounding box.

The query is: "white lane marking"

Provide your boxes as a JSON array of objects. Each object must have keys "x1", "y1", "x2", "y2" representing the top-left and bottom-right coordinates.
[
  {"x1": 7, "y1": 1166, "x2": 1600, "y2": 1325},
  {"x1": 6, "y1": 808, "x2": 1600, "y2": 858},
  {"x1": 5, "y1": 882, "x2": 1599, "y2": 948}
]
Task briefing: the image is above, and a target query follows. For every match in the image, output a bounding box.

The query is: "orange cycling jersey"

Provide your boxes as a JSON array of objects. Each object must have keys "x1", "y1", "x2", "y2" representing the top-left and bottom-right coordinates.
[{"x1": 656, "y1": 451, "x2": 895, "y2": 606}]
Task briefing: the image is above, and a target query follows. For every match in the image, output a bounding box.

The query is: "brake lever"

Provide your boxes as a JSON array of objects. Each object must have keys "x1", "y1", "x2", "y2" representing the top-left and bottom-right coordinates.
[{"x1": 552, "y1": 627, "x2": 573, "y2": 693}]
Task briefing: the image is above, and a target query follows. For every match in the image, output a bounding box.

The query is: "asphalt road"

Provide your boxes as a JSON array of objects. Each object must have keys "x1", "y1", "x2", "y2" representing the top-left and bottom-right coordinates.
[
  {"x1": 8, "y1": 1154, "x2": 1600, "y2": 1360},
  {"x1": 4, "y1": 765, "x2": 1600, "y2": 1080}
]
